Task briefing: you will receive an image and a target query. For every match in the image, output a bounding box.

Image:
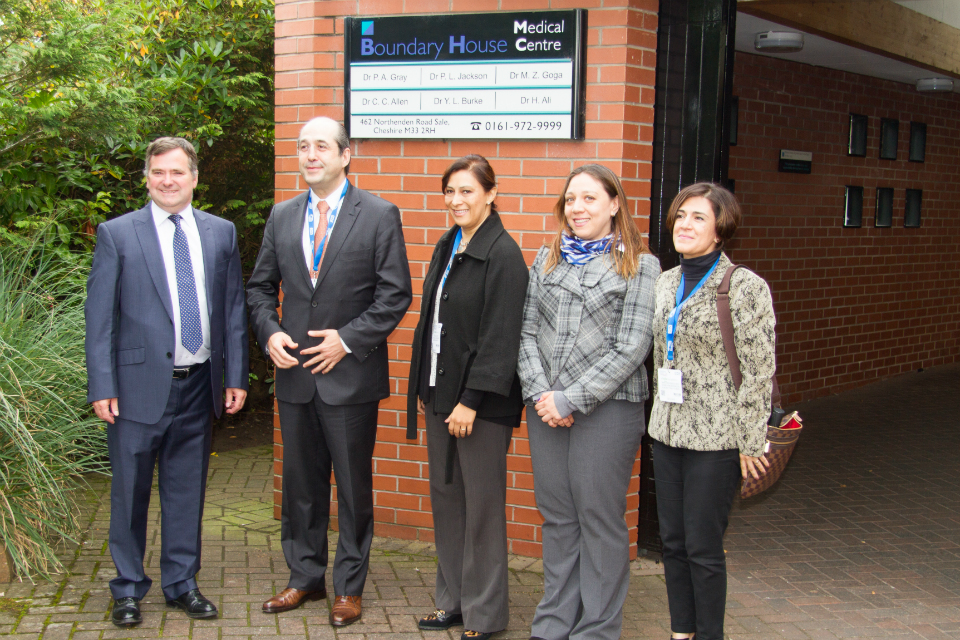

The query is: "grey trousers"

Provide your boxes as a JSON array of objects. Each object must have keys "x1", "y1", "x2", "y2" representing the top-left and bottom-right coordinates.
[
  {"x1": 528, "y1": 400, "x2": 645, "y2": 640},
  {"x1": 425, "y1": 403, "x2": 513, "y2": 633}
]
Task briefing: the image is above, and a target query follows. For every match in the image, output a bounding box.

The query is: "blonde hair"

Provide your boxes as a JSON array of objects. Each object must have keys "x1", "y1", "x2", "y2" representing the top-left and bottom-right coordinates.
[{"x1": 544, "y1": 164, "x2": 649, "y2": 278}]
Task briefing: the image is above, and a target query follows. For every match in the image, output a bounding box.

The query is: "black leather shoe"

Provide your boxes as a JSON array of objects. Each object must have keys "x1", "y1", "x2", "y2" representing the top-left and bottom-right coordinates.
[
  {"x1": 111, "y1": 597, "x2": 142, "y2": 626},
  {"x1": 166, "y1": 588, "x2": 218, "y2": 619},
  {"x1": 419, "y1": 609, "x2": 464, "y2": 630}
]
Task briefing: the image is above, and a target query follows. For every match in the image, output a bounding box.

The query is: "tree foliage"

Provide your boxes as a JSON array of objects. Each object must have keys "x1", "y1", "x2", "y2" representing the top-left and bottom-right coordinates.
[
  {"x1": 0, "y1": 0, "x2": 275, "y2": 262},
  {"x1": 0, "y1": 0, "x2": 146, "y2": 251}
]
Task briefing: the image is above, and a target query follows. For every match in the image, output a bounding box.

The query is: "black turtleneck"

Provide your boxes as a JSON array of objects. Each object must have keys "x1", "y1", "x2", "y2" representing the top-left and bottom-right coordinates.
[{"x1": 679, "y1": 249, "x2": 722, "y2": 300}]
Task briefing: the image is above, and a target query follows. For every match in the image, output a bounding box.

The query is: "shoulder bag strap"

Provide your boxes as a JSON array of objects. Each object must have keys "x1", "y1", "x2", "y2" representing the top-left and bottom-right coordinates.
[{"x1": 716, "y1": 265, "x2": 781, "y2": 407}]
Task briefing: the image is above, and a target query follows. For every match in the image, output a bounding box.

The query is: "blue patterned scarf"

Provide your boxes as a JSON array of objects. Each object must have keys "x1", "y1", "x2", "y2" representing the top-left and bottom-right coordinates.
[{"x1": 560, "y1": 232, "x2": 614, "y2": 266}]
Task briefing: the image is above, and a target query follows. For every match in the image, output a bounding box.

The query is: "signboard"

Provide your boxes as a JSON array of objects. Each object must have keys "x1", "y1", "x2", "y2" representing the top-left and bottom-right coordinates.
[
  {"x1": 778, "y1": 149, "x2": 812, "y2": 174},
  {"x1": 344, "y1": 10, "x2": 586, "y2": 140}
]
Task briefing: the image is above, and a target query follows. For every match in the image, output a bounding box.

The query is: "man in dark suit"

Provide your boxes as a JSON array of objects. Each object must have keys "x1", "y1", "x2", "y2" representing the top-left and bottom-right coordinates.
[
  {"x1": 247, "y1": 117, "x2": 411, "y2": 626},
  {"x1": 85, "y1": 137, "x2": 249, "y2": 627}
]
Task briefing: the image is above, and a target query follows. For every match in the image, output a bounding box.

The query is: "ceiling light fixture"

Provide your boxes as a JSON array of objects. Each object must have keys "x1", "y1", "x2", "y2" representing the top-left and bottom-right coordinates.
[
  {"x1": 754, "y1": 31, "x2": 804, "y2": 53},
  {"x1": 916, "y1": 77, "x2": 954, "y2": 92}
]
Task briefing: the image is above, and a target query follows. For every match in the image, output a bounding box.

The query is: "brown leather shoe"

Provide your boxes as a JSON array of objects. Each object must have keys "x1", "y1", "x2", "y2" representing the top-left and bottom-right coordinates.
[
  {"x1": 262, "y1": 587, "x2": 327, "y2": 613},
  {"x1": 329, "y1": 595, "x2": 362, "y2": 626}
]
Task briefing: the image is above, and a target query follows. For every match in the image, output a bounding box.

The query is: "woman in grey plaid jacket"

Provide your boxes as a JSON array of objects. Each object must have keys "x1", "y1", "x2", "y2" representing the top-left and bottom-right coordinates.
[{"x1": 517, "y1": 164, "x2": 659, "y2": 640}]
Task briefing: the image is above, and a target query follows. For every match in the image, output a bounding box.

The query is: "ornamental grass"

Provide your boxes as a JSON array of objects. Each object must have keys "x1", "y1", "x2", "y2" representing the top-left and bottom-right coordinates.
[{"x1": 0, "y1": 240, "x2": 107, "y2": 580}]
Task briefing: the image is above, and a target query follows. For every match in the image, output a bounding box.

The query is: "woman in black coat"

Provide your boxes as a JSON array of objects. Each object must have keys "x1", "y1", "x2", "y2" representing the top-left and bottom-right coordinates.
[{"x1": 406, "y1": 155, "x2": 528, "y2": 640}]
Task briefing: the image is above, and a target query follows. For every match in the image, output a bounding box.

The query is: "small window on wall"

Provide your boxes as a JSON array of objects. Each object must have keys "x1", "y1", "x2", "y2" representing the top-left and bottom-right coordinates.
[
  {"x1": 875, "y1": 188, "x2": 893, "y2": 228},
  {"x1": 848, "y1": 113, "x2": 868, "y2": 157},
  {"x1": 844, "y1": 186, "x2": 863, "y2": 228},
  {"x1": 879, "y1": 118, "x2": 899, "y2": 160},
  {"x1": 904, "y1": 189, "x2": 922, "y2": 228},
  {"x1": 909, "y1": 122, "x2": 927, "y2": 162}
]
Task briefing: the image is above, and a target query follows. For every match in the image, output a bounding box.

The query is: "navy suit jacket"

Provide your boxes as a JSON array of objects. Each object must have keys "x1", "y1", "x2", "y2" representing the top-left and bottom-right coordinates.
[
  {"x1": 246, "y1": 183, "x2": 412, "y2": 405},
  {"x1": 85, "y1": 204, "x2": 249, "y2": 424}
]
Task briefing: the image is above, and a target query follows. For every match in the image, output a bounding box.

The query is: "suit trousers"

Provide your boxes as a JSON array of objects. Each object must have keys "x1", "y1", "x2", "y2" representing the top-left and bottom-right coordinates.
[
  {"x1": 277, "y1": 392, "x2": 378, "y2": 596},
  {"x1": 424, "y1": 403, "x2": 512, "y2": 633},
  {"x1": 528, "y1": 400, "x2": 645, "y2": 640},
  {"x1": 652, "y1": 441, "x2": 741, "y2": 640},
  {"x1": 107, "y1": 361, "x2": 212, "y2": 601}
]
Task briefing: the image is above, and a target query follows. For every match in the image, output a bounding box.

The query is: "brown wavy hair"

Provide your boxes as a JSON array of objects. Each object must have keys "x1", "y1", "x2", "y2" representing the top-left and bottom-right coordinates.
[
  {"x1": 543, "y1": 164, "x2": 649, "y2": 278},
  {"x1": 143, "y1": 137, "x2": 198, "y2": 177},
  {"x1": 665, "y1": 182, "x2": 742, "y2": 250}
]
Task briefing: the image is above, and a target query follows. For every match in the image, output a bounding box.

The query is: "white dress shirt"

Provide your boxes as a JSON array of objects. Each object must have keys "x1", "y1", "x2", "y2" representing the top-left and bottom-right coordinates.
[
  {"x1": 152, "y1": 201, "x2": 211, "y2": 366},
  {"x1": 300, "y1": 179, "x2": 352, "y2": 353}
]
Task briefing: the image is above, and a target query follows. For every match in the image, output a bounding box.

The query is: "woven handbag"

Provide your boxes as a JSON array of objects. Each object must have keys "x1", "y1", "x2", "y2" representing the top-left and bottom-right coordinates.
[{"x1": 716, "y1": 265, "x2": 803, "y2": 499}]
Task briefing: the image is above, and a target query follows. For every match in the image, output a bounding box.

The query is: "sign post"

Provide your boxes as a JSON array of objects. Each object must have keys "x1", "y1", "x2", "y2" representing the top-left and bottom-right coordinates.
[{"x1": 344, "y1": 11, "x2": 587, "y2": 140}]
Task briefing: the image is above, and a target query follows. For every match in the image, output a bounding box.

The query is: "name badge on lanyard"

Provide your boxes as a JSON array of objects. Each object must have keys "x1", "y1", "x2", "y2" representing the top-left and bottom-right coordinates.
[
  {"x1": 658, "y1": 368, "x2": 684, "y2": 404},
  {"x1": 432, "y1": 228, "x2": 463, "y2": 355},
  {"x1": 660, "y1": 257, "x2": 721, "y2": 404}
]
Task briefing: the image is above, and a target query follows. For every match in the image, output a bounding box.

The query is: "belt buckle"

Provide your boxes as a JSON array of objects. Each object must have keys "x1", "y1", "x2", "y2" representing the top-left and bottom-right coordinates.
[{"x1": 172, "y1": 366, "x2": 191, "y2": 379}]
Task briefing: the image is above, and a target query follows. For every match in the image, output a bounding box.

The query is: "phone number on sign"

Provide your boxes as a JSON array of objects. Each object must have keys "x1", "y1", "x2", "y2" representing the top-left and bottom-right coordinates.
[{"x1": 474, "y1": 120, "x2": 564, "y2": 132}]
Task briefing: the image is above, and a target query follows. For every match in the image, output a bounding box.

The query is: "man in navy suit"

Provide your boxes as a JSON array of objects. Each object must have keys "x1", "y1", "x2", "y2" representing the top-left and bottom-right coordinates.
[{"x1": 85, "y1": 137, "x2": 249, "y2": 626}]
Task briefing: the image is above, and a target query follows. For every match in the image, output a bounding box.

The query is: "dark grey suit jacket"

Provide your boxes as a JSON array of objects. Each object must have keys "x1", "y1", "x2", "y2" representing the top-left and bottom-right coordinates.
[
  {"x1": 246, "y1": 183, "x2": 412, "y2": 405},
  {"x1": 85, "y1": 205, "x2": 249, "y2": 424}
]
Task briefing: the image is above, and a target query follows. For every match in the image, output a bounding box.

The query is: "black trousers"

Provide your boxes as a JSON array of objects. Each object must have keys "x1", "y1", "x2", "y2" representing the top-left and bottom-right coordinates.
[
  {"x1": 107, "y1": 360, "x2": 212, "y2": 601},
  {"x1": 653, "y1": 441, "x2": 741, "y2": 640},
  {"x1": 277, "y1": 392, "x2": 378, "y2": 596}
]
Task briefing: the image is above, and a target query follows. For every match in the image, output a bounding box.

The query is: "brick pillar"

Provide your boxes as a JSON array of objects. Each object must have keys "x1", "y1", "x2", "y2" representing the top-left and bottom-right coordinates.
[{"x1": 274, "y1": 0, "x2": 660, "y2": 559}]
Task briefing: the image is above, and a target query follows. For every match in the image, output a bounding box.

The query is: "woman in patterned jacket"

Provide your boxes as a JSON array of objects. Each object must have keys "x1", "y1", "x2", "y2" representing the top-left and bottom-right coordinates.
[
  {"x1": 517, "y1": 164, "x2": 659, "y2": 640},
  {"x1": 649, "y1": 182, "x2": 775, "y2": 640}
]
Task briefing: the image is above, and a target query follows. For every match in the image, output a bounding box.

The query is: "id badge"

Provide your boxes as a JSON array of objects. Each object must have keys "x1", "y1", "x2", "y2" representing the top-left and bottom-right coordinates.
[
  {"x1": 658, "y1": 368, "x2": 683, "y2": 404},
  {"x1": 432, "y1": 322, "x2": 442, "y2": 354}
]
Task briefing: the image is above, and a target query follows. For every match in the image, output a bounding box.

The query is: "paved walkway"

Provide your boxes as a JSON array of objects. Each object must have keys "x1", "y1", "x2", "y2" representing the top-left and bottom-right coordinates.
[
  {"x1": 723, "y1": 363, "x2": 960, "y2": 640},
  {"x1": 0, "y1": 364, "x2": 957, "y2": 639}
]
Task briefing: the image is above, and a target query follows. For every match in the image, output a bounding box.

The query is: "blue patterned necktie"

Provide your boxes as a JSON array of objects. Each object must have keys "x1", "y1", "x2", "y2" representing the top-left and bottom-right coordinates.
[{"x1": 169, "y1": 214, "x2": 203, "y2": 354}]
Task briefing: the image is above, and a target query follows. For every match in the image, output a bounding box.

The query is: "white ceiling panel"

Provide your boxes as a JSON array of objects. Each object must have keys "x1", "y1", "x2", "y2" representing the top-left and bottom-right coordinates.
[{"x1": 735, "y1": 12, "x2": 958, "y2": 92}]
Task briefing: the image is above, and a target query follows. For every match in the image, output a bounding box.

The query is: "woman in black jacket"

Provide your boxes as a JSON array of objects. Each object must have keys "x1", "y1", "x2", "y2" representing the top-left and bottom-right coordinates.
[{"x1": 406, "y1": 155, "x2": 529, "y2": 640}]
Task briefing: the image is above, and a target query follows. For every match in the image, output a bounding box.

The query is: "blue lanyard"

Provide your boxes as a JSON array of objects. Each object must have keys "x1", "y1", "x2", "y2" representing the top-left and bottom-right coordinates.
[
  {"x1": 437, "y1": 228, "x2": 463, "y2": 298},
  {"x1": 666, "y1": 257, "x2": 720, "y2": 361},
  {"x1": 307, "y1": 180, "x2": 349, "y2": 272}
]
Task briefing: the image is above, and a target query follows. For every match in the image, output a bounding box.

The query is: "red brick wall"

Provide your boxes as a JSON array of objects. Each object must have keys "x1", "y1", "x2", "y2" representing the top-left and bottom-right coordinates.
[
  {"x1": 273, "y1": 0, "x2": 659, "y2": 557},
  {"x1": 730, "y1": 52, "x2": 960, "y2": 404}
]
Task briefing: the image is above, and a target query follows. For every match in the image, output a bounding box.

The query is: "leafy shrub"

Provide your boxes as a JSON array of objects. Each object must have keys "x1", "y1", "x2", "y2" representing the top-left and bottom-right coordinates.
[{"x1": 0, "y1": 0, "x2": 275, "y2": 263}]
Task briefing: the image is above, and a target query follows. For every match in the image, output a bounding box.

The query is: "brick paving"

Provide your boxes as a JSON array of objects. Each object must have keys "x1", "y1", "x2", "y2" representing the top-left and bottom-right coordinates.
[
  {"x1": 0, "y1": 363, "x2": 957, "y2": 639},
  {"x1": 724, "y1": 363, "x2": 960, "y2": 640}
]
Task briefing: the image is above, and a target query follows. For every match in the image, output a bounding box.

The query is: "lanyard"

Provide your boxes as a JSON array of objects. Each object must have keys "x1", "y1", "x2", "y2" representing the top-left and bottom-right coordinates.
[
  {"x1": 436, "y1": 228, "x2": 463, "y2": 303},
  {"x1": 666, "y1": 257, "x2": 720, "y2": 361},
  {"x1": 429, "y1": 228, "x2": 463, "y2": 381},
  {"x1": 307, "y1": 180, "x2": 349, "y2": 273}
]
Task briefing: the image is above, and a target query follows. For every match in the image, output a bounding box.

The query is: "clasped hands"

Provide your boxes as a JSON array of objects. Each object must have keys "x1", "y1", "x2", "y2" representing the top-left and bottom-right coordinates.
[
  {"x1": 268, "y1": 329, "x2": 346, "y2": 375},
  {"x1": 535, "y1": 391, "x2": 574, "y2": 428}
]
